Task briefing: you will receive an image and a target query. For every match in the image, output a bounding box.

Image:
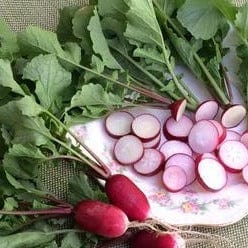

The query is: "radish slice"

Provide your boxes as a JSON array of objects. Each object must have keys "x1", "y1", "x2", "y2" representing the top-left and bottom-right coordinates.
[
  {"x1": 165, "y1": 153, "x2": 196, "y2": 185},
  {"x1": 197, "y1": 158, "x2": 227, "y2": 191},
  {"x1": 159, "y1": 140, "x2": 192, "y2": 159},
  {"x1": 221, "y1": 130, "x2": 241, "y2": 144},
  {"x1": 163, "y1": 115, "x2": 193, "y2": 141},
  {"x1": 143, "y1": 134, "x2": 161, "y2": 149},
  {"x1": 105, "y1": 111, "x2": 134, "y2": 138},
  {"x1": 242, "y1": 165, "x2": 248, "y2": 184},
  {"x1": 241, "y1": 131, "x2": 248, "y2": 149},
  {"x1": 169, "y1": 99, "x2": 187, "y2": 121},
  {"x1": 162, "y1": 166, "x2": 187, "y2": 192},
  {"x1": 209, "y1": 120, "x2": 226, "y2": 144},
  {"x1": 114, "y1": 135, "x2": 144, "y2": 165},
  {"x1": 221, "y1": 104, "x2": 246, "y2": 128},
  {"x1": 218, "y1": 140, "x2": 248, "y2": 173},
  {"x1": 132, "y1": 114, "x2": 161, "y2": 140},
  {"x1": 188, "y1": 120, "x2": 219, "y2": 154},
  {"x1": 195, "y1": 100, "x2": 219, "y2": 121},
  {"x1": 195, "y1": 153, "x2": 218, "y2": 165},
  {"x1": 133, "y1": 149, "x2": 165, "y2": 176}
]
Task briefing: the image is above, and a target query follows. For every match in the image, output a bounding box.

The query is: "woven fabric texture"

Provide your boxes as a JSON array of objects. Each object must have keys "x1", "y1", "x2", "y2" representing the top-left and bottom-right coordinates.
[{"x1": 1, "y1": 0, "x2": 248, "y2": 247}]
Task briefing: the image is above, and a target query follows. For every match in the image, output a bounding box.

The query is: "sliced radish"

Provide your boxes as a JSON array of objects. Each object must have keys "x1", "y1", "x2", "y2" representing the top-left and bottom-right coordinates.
[
  {"x1": 242, "y1": 165, "x2": 248, "y2": 184},
  {"x1": 218, "y1": 140, "x2": 248, "y2": 173},
  {"x1": 165, "y1": 153, "x2": 196, "y2": 185},
  {"x1": 143, "y1": 134, "x2": 161, "y2": 149},
  {"x1": 195, "y1": 152, "x2": 218, "y2": 165},
  {"x1": 221, "y1": 104, "x2": 246, "y2": 128},
  {"x1": 188, "y1": 120, "x2": 219, "y2": 154},
  {"x1": 105, "y1": 111, "x2": 134, "y2": 138},
  {"x1": 133, "y1": 149, "x2": 165, "y2": 176},
  {"x1": 162, "y1": 166, "x2": 187, "y2": 192},
  {"x1": 132, "y1": 114, "x2": 161, "y2": 141},
  {"x1": 169, "y1": 99, "x2": 187, "y2": 121},
  {"x1": 114, "y1": 135, "x2": 144, "y2": 165},
  {"x1": 241, "y1": 131, "x2": 248, "y2": 149},
  {"x1": 222, "y1": 130, "x2": 241, "y2": 143},
  {"x1": 195, "y1": 100, "x2": 219, "y2": 121},
  {"x1": 209, "y1": 120, "x2": 226, "y2": 144},
  {"x1": 159, "y1": 140, "x2": 192, "y2": 159},
  {"x1": 163, "y1": 115, "x2": 193, "y2": 141},
  {"x1": 197, "y1": 158, "x2": 227, "y2": 191}
]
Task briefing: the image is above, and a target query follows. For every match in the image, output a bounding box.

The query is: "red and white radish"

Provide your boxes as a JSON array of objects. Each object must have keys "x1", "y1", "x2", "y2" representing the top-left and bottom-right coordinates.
[
  {"x1": 209, "y1": 120, "x2": 226, "y2": 144},
  {"x1": 105, "y1": 111, "x2": 134, "y2": 137},
  {"x1": 197, "y1": 158, "x2": 227, "y2": 191},
  {"x1": 162, "y1": 166, "x2": 187, "y2": 192},
  {"x1": 169, "y1": 99, "x2": 187, "y2": 122},
  {"x1": 195, "y1": 152, "x2": 218, "y2": 165},
  {"x1": 163, "y1": 115, "x2": 193, "y2": 141},
  {"x1": 195, "y1": 100, "x2": 219, "y2": 121},
  {"x1": 221, "y1": 104, "x2": 246, "y2": 128},
  {"x1": 188, "y1": 120, "x2": 219, "y2": 154},
  {"x1": 143, "y1": 134, "x2": 161, "y2": 149},
  {"x1": 132, "y1": 114, "x2": 161, "y2": 140},
  {"x1": 133, "y1": 149, "x2": 164, "y2": 176},
  {"x1": 218, "y1": 140, "x2": 248, "y2": 173},
  {"x1": 222, "y1": 130, "x2": 241, "y2": 143},
  {"x1": 114, "y1": 135, "x2": 144, "y2": 165},
  {"x1": 241, "y1": 131, "x2": 248, "y2": 149},
  {"x1": 242, "y1": 165, "x2": 248, "y2": 185}
]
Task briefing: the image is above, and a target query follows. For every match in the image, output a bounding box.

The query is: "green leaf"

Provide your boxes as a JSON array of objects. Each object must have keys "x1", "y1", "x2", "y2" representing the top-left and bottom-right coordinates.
[
  {"x1": 212, "y1": 0, "x2": 237, "y2": 22},
  {"x1": 60, "y1": 233, "x2": 82, "y2": 248},
  {"x1": 234, "y1": 5, "x2": 248, "y2": 41},
  {"x1": 3, "y1": 197, "x2": 18, "y2": 211}
]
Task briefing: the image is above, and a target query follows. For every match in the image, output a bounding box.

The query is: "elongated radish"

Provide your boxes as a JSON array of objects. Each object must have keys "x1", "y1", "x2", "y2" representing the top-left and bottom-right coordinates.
[
  {"x1": 241, "y1": 131, "x2": 248, "y2": 149},
  {"x1": 114, "y1": 135, "x2": 144, "y2": 165},
  {"x1": 133, "y1": 149, "x2": 164, "y2": 176},
  {"x1": 105, "y1": 174, "x2": 150, "y2": 221},
  {"x1": 218, "y1": 140, "x2": 248, "y2": 173},
  {"x1": 159, "y1": 140, "x2": 192, "y2": 159},
  {"x1": 169, "y1": 99, "x2": 187, "y2": 122},
  {"x1": 143, "y1": 134, "x2": 161, "y2": 149},
  {"x1": 162, "y1": 166, "x2": 187, "y2": 192},
  {"x1": 132, "y1": 230, "x2": 185, "y2": 248},
  {"x1": 195, "y1": 100, "x2": 219, "y2": 121},
  {"x1": 163, "y1": 115, "x2": 193, "y2": 141},
  {"x1": 105, "y1": 111, "x2": 134, "y2": 137},
  {"x1": 209, "y1": 120, "x2": 226, "y2": 144},
  {"x1": 188, "y1": 120, "x2": 219, "y2": 154},
  {"x1": 74, "y1": 200, "x2": 128, "y2": 238},
  {"x1": 221, "y1": 104, "x2": 246, "y2": 128},
  {"x1": 242, "y1": 165, "x2": 248, "y2": 184},
  {"x1": 197, "y1": 158, "x2": 227, "y2": 191},
  {"x1": 132, "y1": 114, "x2": 161, "y2": 140},
  {"x1": 165, "y1": 153, "x2": 196, "y2": 185}
]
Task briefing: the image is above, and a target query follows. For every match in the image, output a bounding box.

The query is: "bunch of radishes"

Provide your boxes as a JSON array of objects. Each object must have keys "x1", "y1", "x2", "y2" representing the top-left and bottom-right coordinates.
[{"x1": 105, "y1": 99, "x2": 248, "y2": 192}]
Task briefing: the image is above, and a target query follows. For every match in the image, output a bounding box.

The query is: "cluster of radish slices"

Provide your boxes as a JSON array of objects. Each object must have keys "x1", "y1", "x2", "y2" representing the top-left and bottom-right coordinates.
[{"x1": 105, "y1": 99, "x2": 248, "y2": 192}]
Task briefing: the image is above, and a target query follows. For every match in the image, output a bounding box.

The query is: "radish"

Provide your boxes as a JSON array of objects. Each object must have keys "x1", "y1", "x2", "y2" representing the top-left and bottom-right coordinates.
[
  {"x1": 133, "y1": 149, "x2": 165, "y2": 176},
  {"x1": 165, "y1": 153, "x2": 196, "y2": 185},
  {"x1": 242, "y1": 165, "x2": 248, "y2": 184},
  {"x1": 143, "y1": 134, "x2": 161, "y2": 149},
  {"x1": 74, "y1": 200, "x2": 128, "y2": 238},
  {"x1": 132, "y1": 114, "x2": 161, "y2": 140},
  {"x1": 105, "y1": 174, "x2": 150, "y2": 221},
  {"x1": 218, "y1": 140, "x2": 248, "y2": 173},
  {"x1": 221, "y1": 130, "x2": 241, "y2": 143},
  {"x1": 163, "y1": 115, "x2": 193, "y2": 141},
  {"x1": 169, "y1": 99, "x2": 187, "y2": 122},
  {"x1": 209, "y1": 120, "x2": 226, "y2": 144},
  {"x1": 188, "y1": 120, "x2": 219, "y2": 154},
  {"x1": 131, "y1": 230, "x2": 185, "y2": 248},
  {"x1": 195, "y1": 100, "x2": 219, "y2": 121},
  {"x1": 159, "y1": 140, "x2": 192, "y2": 159},
  {"x1": 221, "y1": 104, "x2": 246, "y2": 128},
  {"x1": 195, "y1": 152, "x2": 218, "y2": 165},
  {"x1": 162, "y1": 166, "x2": 187, "y2": 192},
  {"x1": 197, "y1": 158, "x2": 227, "y2": 191},
  {"x1": 241, "y1": 131, "x2": 248, "y2": 149},
  {"x1": 105, "y1": 111, "x2": 134, "y2": 137},
  {"x1": 114, "y1": 135, "x2": 144, "y2": 165}
]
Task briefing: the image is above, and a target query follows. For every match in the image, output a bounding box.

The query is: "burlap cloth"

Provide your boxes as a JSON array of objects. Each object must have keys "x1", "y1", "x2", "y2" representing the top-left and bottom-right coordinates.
[{"x1": 1, "y1": 0, "x2": 248, "y2": 247}]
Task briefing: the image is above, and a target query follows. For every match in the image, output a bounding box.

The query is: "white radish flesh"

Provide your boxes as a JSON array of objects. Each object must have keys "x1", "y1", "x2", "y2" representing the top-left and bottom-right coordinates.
[
  {"x1": 241, "y1": 131, "x2": 248, "y2": 149},
  {"x1": 143, "y1": 134, "x2": 161, "y2": 149},
  {"x1": 133, "y1": 149, "x2": 165, "y2": 176},
  {"x1": 105, "y1": 111, "x2": 134, "y2": 137},
  {"x1": 218, "y1": 140, "x2": 248, "y2": 173},
  {"x1": 188, "y1": 120, "x2": 219, "y2": 154},
  {"x1": 162, "y1": 166, "x2": 187, "y2": 192},
  {"x1": 195, "y1": 100, "x2": 219, "y2": 121},
  {"x1": 169, "y1": 99, "x2": 187, "y2": 122},
  {"x1": 209, "y1": 120, "x2": 226, "y2": 144},
  {"x1": 114, "y1": 135, "x2": 144, "y2": 165},
  {"x1": 132, "y1": 114, "x2": 161, "y2": 140},
  {"x1": 242, "y1": 165, "x2": 248, "y2": 184},
  {"x1": 197, "y1": 158, "x2": 227, "y2": 191}
]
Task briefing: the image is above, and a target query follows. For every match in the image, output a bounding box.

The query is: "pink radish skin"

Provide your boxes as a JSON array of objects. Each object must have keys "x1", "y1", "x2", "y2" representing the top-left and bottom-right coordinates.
[
  {"x1": 209, "y1": 120, "x2": 226, "y2": 144},
  {"x1": 74, "y1": 200, "x2": 129, "y2": 238},
  {"x1": 114, "y1": 135, "x2": 144, "y2": 165},
  {"x1": 169, "y1": 99, "x2": 187, "y2": 122},
  {"x1": 132, "y1": 230, "x2": 186, "y2": 248},
  {"x1": 165, "y1": 153, "x2": 196, "y2": 185},
  {"x1": 197, "y1": 158, "x2": 227, "y2": 192},
  {"x1": 105, "y1": 111, "x2": 134, "y2": 138},
  {"x1": 163, "y1": 115, "x2": 193, "y2": 141},
  {"x1": 188, "y1": 120, "x2": 219, "y2": 154},
  {"x1": 241, "y1": 131, "x2": 248, "y2": 149},
  {"x1": 133, "y1": 149, "x2": 165, "y2": 176},
  {"x1": 221, "y1": 104, "x2": 246, "y2": 128},
  {"x1": 218, "y1": 140, "x2": 248, "y2": 173},
  {"x1": 159, "y1": 140, "x2": 192, "y2": 159},
  {"x1": 195, "y1": 100, "x2": 219, "y2": 122},
  {"x1": 162, "y1": 166, "x2": 187, "y2": 192},
  {"x1": 143, "y1": 134, "x2": 161, "y2": 149},
  {"x1": 242, "y1": 165, "x2": 248, "y2": 184},
  {"x1": 105, "y1": 174, "x2": 150, "y2": 221},
  {"x1": 132, "y1": 114, "x2": 161, "y2": 141}
]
